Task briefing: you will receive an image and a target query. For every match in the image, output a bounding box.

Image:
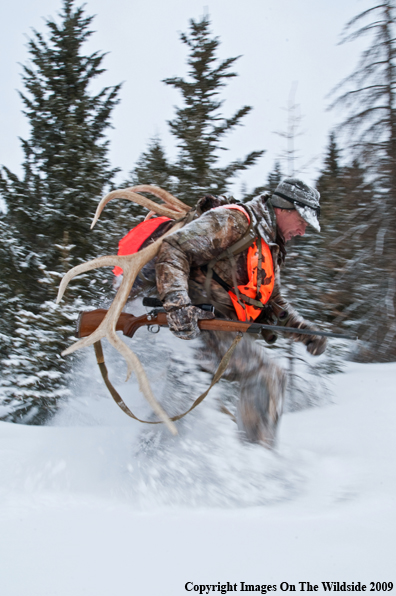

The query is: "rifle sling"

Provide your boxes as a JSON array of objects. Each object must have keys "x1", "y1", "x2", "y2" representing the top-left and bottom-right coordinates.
[
  {"x1": 201, "y1": 254, "x2": 267, "y2": 311},
  {"x1": 93, "y1": 333, "x2": 242, "y2": 425},
  {"x1": 201, "y1": 264, "x2": 232, "y2": 293}
]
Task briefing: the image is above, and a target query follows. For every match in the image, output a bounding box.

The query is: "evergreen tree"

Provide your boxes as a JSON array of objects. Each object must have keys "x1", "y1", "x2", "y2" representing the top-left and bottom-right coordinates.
[
  {"x1": 0, "y1": 214, "x2": 23, "y2": 364},
  {"x1": 267, "y1": 161, "x2": 283, "y2": 192},
  {"x1": 126, "y1": 136, "x2": 173, "y2": 227},
  {"x1": 311, "y1": 136, "x2": 351, "y2": 326},
  {"x1": 240, "y1": 160, "x2": 282, "y2": 202},
  {"x1": 130, "y1": 137, "x2": 173, "y2": 192},
  {"x1": 0, "y1": 0, "x2": 121, "y2": 423},
  {"x1": 316, "y1": 132, "x2": 341, "y2": 199},
  {"x1": 286, "y1": 134, "x2": 372, "y2": 340},
  {"x1": 130, "y1": 15, "x2": 264, "y2": 205}
]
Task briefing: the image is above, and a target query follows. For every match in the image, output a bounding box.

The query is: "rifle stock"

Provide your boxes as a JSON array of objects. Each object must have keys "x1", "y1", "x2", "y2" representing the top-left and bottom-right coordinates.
[{"x1": 77, "y1": 309, "x2": 358, "y2": 341}]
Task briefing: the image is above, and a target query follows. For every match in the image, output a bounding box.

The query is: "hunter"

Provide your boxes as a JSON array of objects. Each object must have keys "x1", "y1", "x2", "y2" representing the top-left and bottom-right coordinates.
[{"x1": 154, "y1": 178, "x2": 326, "y2": 447}]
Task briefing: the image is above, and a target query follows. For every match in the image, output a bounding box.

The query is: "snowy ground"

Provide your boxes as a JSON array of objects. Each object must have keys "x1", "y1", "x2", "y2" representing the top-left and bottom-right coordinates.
[{"x1": 0, "y1": 330, "x2": 395, "y2": 596}]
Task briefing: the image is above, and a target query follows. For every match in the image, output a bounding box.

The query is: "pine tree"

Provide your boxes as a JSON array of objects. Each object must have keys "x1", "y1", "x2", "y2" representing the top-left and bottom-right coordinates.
[
  {"x1": 329, "y1": 1, "x2": 396, "y2": 361},
  {"x1": 126, "y1": 136, "x2": 173, "y2": 228},
  {"x1": 317, "y1": 133, "x2": 341, "y2": 191},
  {"x1": 0, "y1": 215, "x2": 22, "y2": 364},
  {"x1": 314, "y1": 135, "x2": 343, "y2": 317},
  {"x1": 0, "y1": 0, "x2": 121, "y2": 422},
  {"x1": 130, "y1": 137, "x2": 173, "y2": 192},
  {"x1": 131, "y1": 15, "x2": 264, "y2": 205},
  {"x1": 1, "y1": 0, "x2": 121, "y2": 286},
  {"x1": 267, "y1": 161, "x2": 283, "y2": 192}
]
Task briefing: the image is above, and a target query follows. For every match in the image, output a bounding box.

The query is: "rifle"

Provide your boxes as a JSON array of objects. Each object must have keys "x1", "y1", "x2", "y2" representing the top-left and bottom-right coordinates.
[
  {"x1": 75, "y1": 301, "x2": 356, "y2": 429},
  {"x1": 77, "y1": 300, "x2": 358, "y2": 342}
]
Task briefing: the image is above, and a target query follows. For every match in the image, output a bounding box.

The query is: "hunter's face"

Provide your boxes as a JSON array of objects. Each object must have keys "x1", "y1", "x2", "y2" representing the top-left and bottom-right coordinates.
[{"x1": 274, "y1": 208, "x2": 307, "y2": 242}]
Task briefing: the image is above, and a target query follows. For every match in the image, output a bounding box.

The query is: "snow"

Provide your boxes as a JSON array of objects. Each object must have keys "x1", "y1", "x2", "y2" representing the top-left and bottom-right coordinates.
[
  {"x1": 0, "y1": 352, "x2": 395, "y2": 595},
  {"x1": 295, "y1": 203, "x2": 321, "y2": 232}
]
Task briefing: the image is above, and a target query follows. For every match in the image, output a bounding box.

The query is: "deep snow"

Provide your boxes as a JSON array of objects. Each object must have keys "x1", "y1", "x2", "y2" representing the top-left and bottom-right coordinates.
[{"x1": 0, "y1": 332, "x2": 395, "y2": 595}]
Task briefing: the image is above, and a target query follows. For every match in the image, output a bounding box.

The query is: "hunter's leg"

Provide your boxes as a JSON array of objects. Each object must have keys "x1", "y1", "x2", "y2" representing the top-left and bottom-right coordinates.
[
  {"x1": 237, "y1": 340, "x2": 286, "y2": 448},
  {"x1": 199, "y1": 331, "x2": 287, "y2": 448}
]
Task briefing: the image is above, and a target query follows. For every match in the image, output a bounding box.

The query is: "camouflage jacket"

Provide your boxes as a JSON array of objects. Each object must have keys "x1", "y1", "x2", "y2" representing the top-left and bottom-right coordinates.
[{"x1": 155, "y1": 193, "x2": 316, "y2": 342}]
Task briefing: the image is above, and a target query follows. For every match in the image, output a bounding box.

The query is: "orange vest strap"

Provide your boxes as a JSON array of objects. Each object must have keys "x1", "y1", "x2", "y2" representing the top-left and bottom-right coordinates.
[{"x1": 213, "y1": 204, "x2": 251, "y2": 223}]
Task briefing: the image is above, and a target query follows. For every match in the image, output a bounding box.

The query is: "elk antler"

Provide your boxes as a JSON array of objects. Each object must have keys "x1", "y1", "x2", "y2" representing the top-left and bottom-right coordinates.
[
  {"x1": 91, "y1": 185, "x2": 190, "y2": 230},
  {"x1": 130, "y1": 185, "x2": 190, "y2": 212},
  {"x1": 58, "y1": 185, "x2": 192, "y2": 435},
  {"x1": 57, "y1": 221, "x2": 184, "y2": 435}
]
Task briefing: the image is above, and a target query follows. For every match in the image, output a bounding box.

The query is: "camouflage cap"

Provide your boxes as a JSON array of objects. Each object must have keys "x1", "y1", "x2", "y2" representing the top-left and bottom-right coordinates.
[{"x1": 271, "y1": 178, "x2": 321, "y2": 232}]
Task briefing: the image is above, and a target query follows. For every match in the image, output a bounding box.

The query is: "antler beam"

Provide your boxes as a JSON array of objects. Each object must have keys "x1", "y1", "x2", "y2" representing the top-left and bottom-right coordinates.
[{"x1": 91, "y1": 189, "x2": 183, "y2": 229}]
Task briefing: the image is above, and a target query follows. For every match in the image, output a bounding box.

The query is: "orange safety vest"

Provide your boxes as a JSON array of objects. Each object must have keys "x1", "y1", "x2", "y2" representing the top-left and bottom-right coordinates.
[{"x1": 216, "y1": 205, "x2": 275, "y2": 322}]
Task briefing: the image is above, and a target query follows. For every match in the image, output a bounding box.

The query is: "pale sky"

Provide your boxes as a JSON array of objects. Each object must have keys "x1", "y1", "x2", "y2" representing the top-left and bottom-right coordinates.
[{"x1": 1, "y1": 0, "x2": 371, "y2": 195}]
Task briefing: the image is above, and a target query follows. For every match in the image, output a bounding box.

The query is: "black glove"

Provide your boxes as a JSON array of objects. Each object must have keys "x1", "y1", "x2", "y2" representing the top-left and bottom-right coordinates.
[
  {"x1": 166, "y1": 305, "x2": 215, "y2": 340},
  {"x1": 305, "y1": 335, "x2": 327, "y2": 356}
]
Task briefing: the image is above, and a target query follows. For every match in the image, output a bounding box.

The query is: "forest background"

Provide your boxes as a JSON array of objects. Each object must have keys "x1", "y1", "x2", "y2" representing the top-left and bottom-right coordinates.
[{"x1": 1, "y1": 0, "x2": 395, "y2": 424}]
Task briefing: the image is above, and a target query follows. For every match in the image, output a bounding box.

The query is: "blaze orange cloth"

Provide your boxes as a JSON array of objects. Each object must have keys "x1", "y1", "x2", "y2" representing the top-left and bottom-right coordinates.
[
  {"x1": 113, "y1": 216, "x2": 171, "y2": 276},
  {"x1": 228, "y1": 240, "x2": 274, "y2": 321}
]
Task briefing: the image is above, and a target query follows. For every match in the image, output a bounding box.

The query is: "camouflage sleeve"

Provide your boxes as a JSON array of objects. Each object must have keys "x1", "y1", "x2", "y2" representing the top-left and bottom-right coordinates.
[{"x1": 156, "y1": 208, "x2": 249, "y2": 309}]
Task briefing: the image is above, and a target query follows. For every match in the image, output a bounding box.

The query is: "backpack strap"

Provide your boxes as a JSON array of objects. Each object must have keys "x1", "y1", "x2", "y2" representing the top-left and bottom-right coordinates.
[
  {"x1": 204, "y1": 204, "x2": 258, "y2": 304},
  {"x1": 204, "y1": 204, "x2": 264, "y2": 311}
]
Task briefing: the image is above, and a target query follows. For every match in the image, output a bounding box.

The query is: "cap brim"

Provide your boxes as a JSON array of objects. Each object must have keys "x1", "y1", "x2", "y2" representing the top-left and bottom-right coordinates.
[{"x1": 295, "y1": 203, "x2": 321, "y2": 232}]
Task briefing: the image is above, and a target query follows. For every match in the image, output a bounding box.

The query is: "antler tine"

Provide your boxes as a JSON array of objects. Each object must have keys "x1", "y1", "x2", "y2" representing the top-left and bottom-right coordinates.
[
  {"x1": 130, "y1": 185, "x2": 191, "y2": 212},
  {"x1": 144, "y1": 211, "x2": 156, "y2": 221},
  {"x1": 108, "y1": 327, "x2": 177, "y2": 435},
  {"x1": 57, "y1": 255, "x2": 120, "y2": 305},
  {"x1": 91, "y1": 189, "x2": 182, "y2": 229}
]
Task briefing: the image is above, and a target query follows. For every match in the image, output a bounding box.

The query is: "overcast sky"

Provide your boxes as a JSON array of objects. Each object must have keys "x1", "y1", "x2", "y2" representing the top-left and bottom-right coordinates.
[{"x1": 1, "y1": 0, "x2": 372, "y2": 195}]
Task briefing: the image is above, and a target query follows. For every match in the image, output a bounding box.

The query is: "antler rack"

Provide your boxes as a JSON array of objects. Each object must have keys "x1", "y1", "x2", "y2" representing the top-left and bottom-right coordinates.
[{"x1": 57, "y1": 185, "x2": 191, "y2": 435}]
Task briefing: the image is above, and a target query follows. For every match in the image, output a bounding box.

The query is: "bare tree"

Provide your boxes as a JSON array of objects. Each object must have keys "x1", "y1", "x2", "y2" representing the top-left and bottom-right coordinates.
[
  {"x1": 329, "y1": 1, "x2": 396, "y2": 361},
  {"x1": 330, "y1": 1, "x2": 396, "y2": 194}
]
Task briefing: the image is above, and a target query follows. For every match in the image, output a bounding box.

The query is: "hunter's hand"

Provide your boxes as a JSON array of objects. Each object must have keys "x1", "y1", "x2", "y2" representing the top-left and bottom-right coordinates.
[
  {"x1": 306, "y1": 335, "x2": 327, "y2": 356},
  {"x1": 166, "y1": 305, "x2": 215, "y2": 340}
]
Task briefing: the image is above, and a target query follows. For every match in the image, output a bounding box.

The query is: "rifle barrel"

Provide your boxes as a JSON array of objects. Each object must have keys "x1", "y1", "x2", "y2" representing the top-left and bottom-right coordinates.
[{"x1": 246, "y1": 323, "x2": 357, "y2": 340}]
